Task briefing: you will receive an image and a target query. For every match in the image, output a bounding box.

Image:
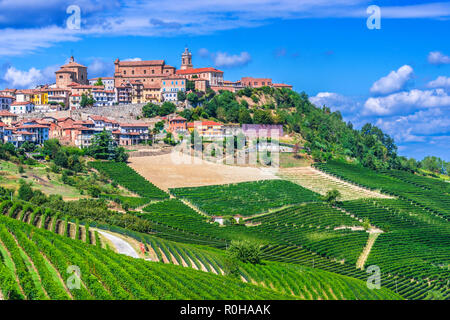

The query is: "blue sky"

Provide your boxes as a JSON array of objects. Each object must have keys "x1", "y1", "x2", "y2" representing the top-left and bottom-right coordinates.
[{"x1": 0, "y1": 0, "x2": 449, "y2": 160}]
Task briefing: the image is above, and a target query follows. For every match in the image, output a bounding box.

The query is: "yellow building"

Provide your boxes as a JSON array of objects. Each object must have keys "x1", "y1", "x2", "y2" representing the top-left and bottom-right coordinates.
[
  {"x1": 143, "y1": 83, "x2": 161, "y2": 103},
  {"x1": 32, "y1": 90, "x2": 48, "y2": 105}
]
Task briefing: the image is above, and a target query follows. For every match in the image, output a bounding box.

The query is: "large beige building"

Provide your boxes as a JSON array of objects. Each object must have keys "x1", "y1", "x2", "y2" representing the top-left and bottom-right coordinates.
[{"x1": 114, "y1": 59, "x2": 176, "y2": 89}]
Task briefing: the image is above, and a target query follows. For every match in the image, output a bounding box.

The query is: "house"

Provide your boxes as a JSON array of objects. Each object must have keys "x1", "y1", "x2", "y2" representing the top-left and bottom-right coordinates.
[
  {"x1": 242, "y1": 124, "x2": 283, "y2": 138},
  {"x1": 10, "y1": 101, "x2": 34, "y2": 114},
  {"x1": 92, "y1": 88, "x2": 116, "y2": 107},
  {"x1": 0, "y1": 110, "x2": 18, "y2": 125},
  {"x1": 211, "y1": 216, "x2": 224, "y2": 226},
  {"x1": 168, "y1": 116, "x2": 187, "y2": 133},
  {"x1": 143, "y1": 83, "x2": 161, "y2": 103},
  {"x1": 187, "y1": 121, "x2": 223, "y2": 137},
  {"x1": 161, "y1": 77, "x2": 186, "y2": 102},
  {"x1": 115, "y1": 123, "x2": 150, "y2": 146},
  {"x1": 87, "y1": 115, "x2": 119, "y2": 131},
  {"x1": 176, "y1": 67, "x2": 224, "y2": 87},
  {"x1": 14, "y1": 123, "x2": 49, "y2": 144},
  {"x1": 116, "y1": 81, "x2": 132, "y2": 104},
  {"x1": 0, "y1": 95, "x2": 14, "y2": 110}
]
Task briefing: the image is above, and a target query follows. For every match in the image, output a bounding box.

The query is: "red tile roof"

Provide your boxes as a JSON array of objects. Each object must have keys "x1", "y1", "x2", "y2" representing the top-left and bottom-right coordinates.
[
  {"x1": 0, "y1": 110, "x2": 18, "y2": 116},
  {"x1": 176, "y1": 67, "x2": 223, "y2": 75},
  {"x1": 119, "y1": 123, "x2": 149, "y2": 127},
  {"x1": 117, "y1": 60, "x2": 165, "y2": 66},
  {"x1": 12, "y1": 101, "x2": 33, "y2": 106}
]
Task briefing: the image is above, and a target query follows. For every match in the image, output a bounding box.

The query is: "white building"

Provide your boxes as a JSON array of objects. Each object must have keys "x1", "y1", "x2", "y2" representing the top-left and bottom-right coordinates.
[
  {"x1": 10, "y1": 101, "x2": 34, "y2": 114},
  {"x1": 92, "y1": 89, "x2": 116, "y2": 107},
  {"x1": 89, "y1": 77, "x2": 115, "y2": 91}
]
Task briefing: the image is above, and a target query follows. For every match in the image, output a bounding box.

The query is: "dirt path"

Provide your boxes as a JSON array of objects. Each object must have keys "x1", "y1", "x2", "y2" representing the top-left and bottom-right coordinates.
[
  {"x1": 97, "y1": 231, "x2": 139, "y2": 258},
  {"x1": 356, "y1": 233, "x2": 380, "y2": 269}
]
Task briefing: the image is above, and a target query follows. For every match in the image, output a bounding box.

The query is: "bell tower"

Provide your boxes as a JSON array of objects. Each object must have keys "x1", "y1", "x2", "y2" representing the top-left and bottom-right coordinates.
[{"x1": 181, "y1": 47, "x2": 193, "y2": 70}]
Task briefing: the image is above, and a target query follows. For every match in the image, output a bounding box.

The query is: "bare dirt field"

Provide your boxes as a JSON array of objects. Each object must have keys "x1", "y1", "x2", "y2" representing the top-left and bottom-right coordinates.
[{"x1": 128, "y1": 152, "x2": 279, "y2": 190}]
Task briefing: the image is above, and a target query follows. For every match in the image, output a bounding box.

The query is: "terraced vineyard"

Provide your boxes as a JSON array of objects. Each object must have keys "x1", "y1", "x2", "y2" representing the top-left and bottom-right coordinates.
[
  {"x1": 170, "y1": 180, "x2": 320, "y2": 217},
  {"x1": 0, "y1": 215, "x2": 291, "y2": 300},
  {"x1": 315, "y1": 161, "x2": 450, "y2": 220},
  {"x1": 90, "y1": 161, "x2": 169, "y2": 200},
  {"x1": 338, "y1": 198, "x2": 450, "y2": 296},
  {"x1": 279, "y1": 167, "x2": 392, "y2": 200},
  {"x1": 115, "y1": 230, "x2": 402, "y2": 300}
]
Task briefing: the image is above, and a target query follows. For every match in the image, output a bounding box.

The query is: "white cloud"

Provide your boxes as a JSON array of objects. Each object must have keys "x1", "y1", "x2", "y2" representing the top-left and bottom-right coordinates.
[
  {"x1": 363, "y1": 88, "x2": 450, "y2": 116},
  {"x1": 213, "y1": 52, "x2": 251, "y2": 68},
  {"x1": 0, "y1": 26, "x2": 80, "y2": 57},
  {"x1": 3, "y1": 65, "x2": 57, "y2": 88},
  {"x1": 370, "y1": 65, "x2": 413, "y2": 95},
  {"x1": 123, "y1": 57, "x2": 142, "y2": 61},
  {"x1": 88, "y1": 58, "x2": 114, "y2": 77},
  {"x1": 198, "y1": 48, "x2": 210, "y2": 58},
  {"x1": 375, "y1": 108, "x2": 450, "y2": 144},
  {"x1": 428, "y1": 51, "x2": 450, "y2": 65},
  {"x1": 427, "y1": 76, "x2": 450, "y2": 89},
  {"x1": 2, "y1": 2, "x2": 450, "y2": 57},
  {"x1": 309, "y1": 92, "x2": 360, "y2": 114}
]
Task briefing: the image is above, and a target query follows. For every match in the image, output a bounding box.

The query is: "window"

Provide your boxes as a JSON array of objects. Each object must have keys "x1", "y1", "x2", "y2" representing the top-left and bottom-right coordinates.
[
  {"x1": 144, "y1": 70, "x2": 146, "y2": 74},
  {"x1": 132, "y1": 70, "x2": 134, "y2": 75},
  {"x1": 124, "y1": 71, "x2": 126, "y2": 75}
]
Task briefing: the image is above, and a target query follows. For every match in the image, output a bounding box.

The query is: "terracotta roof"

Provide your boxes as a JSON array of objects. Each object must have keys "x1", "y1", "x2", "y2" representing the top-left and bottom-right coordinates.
[
  {"x1": 143, "y1": 83, "x2": 161, "y2": 89},
  {"x1": 189, "y1": 121, "x2": 223, "y2": 126},
  {"x1": 16, "y1": 124, "x2": 50, "y2": 129},
  {"x1": 176, "y1": 67, "x2": 223, "y2": 75},
  {"x1": 272, "y1": 83, "x2": 292, "y2": 88},
  {"x1": 0, "y1": 122, "x2": 6, "y2": 127},
  {"x1": 12, "y1": 101, "x2": 33, "y2": 106},
  {"x1": 117, "y1": 60, "x2": 165, "y2": 66},
  {"x1": 89, "y1": 77, "x2": 114, "y2": 80},
  {"x1": 119, "y1": 123, "x2": 149, "y2": 127},
  {"x1": 169, "y1": 116, "x2": 186, "y2": 121}
]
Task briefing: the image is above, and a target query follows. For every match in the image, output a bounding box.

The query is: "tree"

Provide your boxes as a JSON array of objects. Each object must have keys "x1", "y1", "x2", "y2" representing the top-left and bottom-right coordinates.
[
  {"x1": 42, "y1": 139, "x2": 62, "y2": 159},
  {"x1": 54, "y1": 150, "x2": 68, "y2": 168},
  {"x1": 177, "y1": 91, "x2": 186, "y2": 102},
  {"x1": 94, "y1": 78, "x2": 104, "y2": 86},
  {"x1": 323, "y1": 189, "x2": 341, "y2": 205},
  {"x1": 186, "y1": 80, "x2": 195, "y2": 91},
  {"x1": 18, "y1": 181, "x2": 34, "y2": 201},
  {"x1": 238, "y1": 108, "x2": 252, "y2": 124},
  {"x1": 80, "y1": 93, "x2": 95, "y2": 108},
  {"x1": 227, "y1": 240, "x2": 261, "y2": 264},
  {"x1": 87, "y1": 130, "x2": 129, "y2": 162},
  {"x1": 159, "y1": 102, "x2": 176, "y2": 116},
  {"x1": 142, "y1": 103, "x2": 159, "y2": 118},
  {"x1": 186, "y1": 92, "x2": 199, "y2": 106}
]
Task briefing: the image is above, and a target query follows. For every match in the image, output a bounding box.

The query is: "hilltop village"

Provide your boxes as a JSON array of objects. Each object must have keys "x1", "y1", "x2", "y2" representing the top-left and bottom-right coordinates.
[{"x1": 0, "y1": 48, "x2": 291, "y2": 148}]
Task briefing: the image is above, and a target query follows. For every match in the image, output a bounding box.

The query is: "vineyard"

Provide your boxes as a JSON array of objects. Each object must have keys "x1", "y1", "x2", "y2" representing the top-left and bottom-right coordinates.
[
  {"x1": 315, "y1": 161, "x2": 450, "y2": 220},
  {"x1": 90, "y1": 161, "x2": 169, "y2": 200},
  {"x1": 0, "y1": 215, "x2": 293, "y2": 300},
  {"x1": 0, "y1": 156, "x2": 449, "y2": 301},
  {"x1": 170, "y1": 180, "x2": 320, "y2": 217}
]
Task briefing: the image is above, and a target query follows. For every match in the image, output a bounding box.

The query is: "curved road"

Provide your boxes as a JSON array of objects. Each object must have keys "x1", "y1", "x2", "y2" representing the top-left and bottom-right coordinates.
[{"x1": 97, "y1": 230, "x2": 139, "y2": 258}]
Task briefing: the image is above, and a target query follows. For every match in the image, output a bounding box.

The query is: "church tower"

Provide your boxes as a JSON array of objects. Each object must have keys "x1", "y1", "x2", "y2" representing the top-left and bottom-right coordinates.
[{"x1": 180, "y1": 47, "x2": 193, "y2": 70}]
